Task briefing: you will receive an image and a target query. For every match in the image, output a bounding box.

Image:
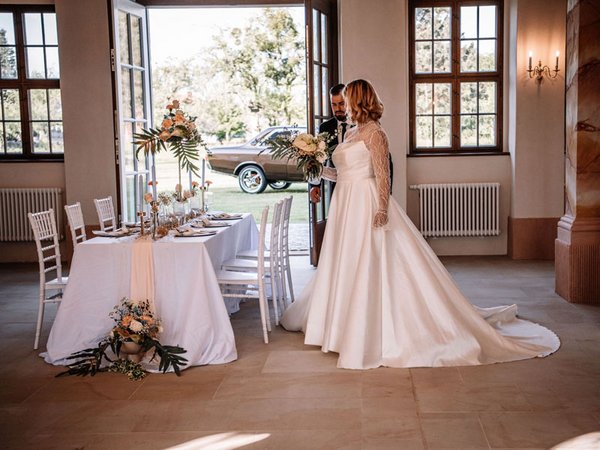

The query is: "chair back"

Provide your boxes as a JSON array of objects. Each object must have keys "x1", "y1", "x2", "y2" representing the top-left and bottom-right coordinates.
[
  {"x1": 269, "y1": 200, "x2": 283, "y2": 264},
  {"x1": 280, "y1": 196, "x2": 293, "y2": 256},
  {"x1": 64, "y1": 202, "x2": 86, "y2": 247},
  {"x1": 94, "y1": 196, "x2": 116, "y2": 231},
  {"x1": 28, "y1": 209, "x2": 63, "y2": 284},
  {"x1": 256, "y1": 205, "x2": 270, "y2": 272}
]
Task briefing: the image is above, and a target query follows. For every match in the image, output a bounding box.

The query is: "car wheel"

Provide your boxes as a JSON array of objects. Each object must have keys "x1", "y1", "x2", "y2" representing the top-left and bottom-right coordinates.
[
  {"x1": 268, "y1": 181, "x2": 292, "y2": 190},
  {"x1": 238, "y1": 165, "x2": 268, "y2": 194}
]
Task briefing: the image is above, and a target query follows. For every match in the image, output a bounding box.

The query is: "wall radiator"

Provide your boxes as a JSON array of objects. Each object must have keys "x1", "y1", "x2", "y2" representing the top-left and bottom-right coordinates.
[
  {"x1": 410, "y1": 183, "x2": 500, "y2": 238},
  {"x1": 0, "y1": 188, "x2": 64, "y2": 241}
]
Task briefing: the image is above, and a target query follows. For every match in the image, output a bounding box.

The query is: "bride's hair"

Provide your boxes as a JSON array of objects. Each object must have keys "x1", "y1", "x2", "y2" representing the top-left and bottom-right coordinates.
[{"x1": 344, "y1": 79, "x2": 384, "y2": 123}]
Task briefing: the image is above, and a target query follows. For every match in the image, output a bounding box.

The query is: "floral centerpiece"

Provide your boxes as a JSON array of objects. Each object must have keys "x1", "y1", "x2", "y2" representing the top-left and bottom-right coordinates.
[
  {"x1": 133, "y1": 100, "x2": 206, "y2": 200},
  {"x1": 264, "y1": 129, "x2": 334, "y2": 181},
  {"x1": 58, "y1": 298, "x2": 187, "y2": 381}
]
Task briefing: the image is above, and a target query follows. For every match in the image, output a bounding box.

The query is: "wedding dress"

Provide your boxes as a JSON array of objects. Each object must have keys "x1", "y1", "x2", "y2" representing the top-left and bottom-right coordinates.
[{"x1": 280, "y1": 120, "x2": 560, "y2": 370}]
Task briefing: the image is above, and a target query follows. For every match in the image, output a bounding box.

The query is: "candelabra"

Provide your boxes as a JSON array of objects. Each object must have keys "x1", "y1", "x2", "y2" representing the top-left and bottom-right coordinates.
[{"x1": 527, "y1": 51, "x2": 560, "y2": 83}]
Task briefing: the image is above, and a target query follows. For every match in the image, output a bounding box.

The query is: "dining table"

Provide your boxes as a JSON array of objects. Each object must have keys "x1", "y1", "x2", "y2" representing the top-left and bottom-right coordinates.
[{"x1": 43, "y1": 213, "x2": 258, "y2": 369}]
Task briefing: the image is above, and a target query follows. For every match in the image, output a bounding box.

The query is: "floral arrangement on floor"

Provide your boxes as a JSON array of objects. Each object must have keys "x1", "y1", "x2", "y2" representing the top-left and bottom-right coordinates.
[
  {"x1": 57, "y1": 298, "x2": 187, "y2": 381},
  {"x1": 264, "y1": 128, "x2": 335, "y2": 181}
]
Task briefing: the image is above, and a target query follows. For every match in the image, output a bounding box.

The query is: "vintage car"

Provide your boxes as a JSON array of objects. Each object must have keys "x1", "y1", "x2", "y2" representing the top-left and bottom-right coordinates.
[{"x1": 206, "y1": 126, "x2": 306, "y2": 194}]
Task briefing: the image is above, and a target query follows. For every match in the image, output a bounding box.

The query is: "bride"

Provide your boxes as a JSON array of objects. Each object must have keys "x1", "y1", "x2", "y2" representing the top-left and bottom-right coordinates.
[{"x1": 280, "y1": 79, "x2": 560, "y2": 370}]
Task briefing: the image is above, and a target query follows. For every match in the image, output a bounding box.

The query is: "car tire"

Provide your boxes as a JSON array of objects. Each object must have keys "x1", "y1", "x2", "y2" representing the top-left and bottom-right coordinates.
[
  {"x1": 268, "y1": 181, "x2": 292, "y2": 190},
  {"x1": 238, "y1": 165, "x2": 268, "y2": 194}
]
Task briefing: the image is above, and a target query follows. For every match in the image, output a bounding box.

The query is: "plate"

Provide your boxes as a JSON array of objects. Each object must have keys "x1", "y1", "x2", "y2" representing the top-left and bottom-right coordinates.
[
  {"x1": 208, "y1": 213, "x2": 243, "y2": 220},
  {"x1": 173, "y1": 230, "x2": 217, "y2": 237},
  {"x1": 92, "y1": 229, "x2": 133, "y2": 238}
]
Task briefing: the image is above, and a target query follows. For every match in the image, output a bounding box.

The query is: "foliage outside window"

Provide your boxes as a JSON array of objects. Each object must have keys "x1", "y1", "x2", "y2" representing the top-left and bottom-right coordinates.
[
  {"x1": 0, "y1": 6, "x2": 63, "y2": 160},
  {"x1": 409, "y1": 0, "x2": 503, "y2": 154}
]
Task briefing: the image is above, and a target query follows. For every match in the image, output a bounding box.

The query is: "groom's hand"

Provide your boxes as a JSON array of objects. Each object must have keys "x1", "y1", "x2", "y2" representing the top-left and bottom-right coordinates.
[{"x1": 310, "y1": 186, "x2": 321, "y2": 203}]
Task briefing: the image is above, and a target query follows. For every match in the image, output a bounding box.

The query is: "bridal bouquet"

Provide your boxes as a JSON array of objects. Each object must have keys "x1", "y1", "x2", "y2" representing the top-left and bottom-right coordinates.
[
  {"x1": 58, "y1": 298, "x2": 188, "y2": 381},
  {"x1": 265, "y1": 129, "x2": 334, "y2": 181}
]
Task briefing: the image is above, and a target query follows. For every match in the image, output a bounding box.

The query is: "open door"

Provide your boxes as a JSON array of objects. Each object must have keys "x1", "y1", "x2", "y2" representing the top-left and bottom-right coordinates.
[
  {"x1": 305, "y1": 0, "x2": 338, "y2": 266},
  {"x1": 111, "y1": 0, "x2": 153, "y2": 223}
]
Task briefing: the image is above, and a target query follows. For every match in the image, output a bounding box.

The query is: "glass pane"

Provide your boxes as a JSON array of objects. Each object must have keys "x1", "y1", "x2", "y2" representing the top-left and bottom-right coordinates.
[
  {"x1": 433, "y1": 7, "x2": 451, "y2": 39},
  {"x1": 48, "y1": 89, "x2": 62, "y2": 120},
  {"x1": 29, "y1": 89, "x2": 48, "y2": 120},
  {"x1": 479, "y1": 6, "x2": 497, "y2": 38},
  {"x1": 31, "y1": 122, "x2": 50, "y2": 153},
  {"x1": 118, "y1": 11, "x2": 130, "y2": 64},
  {"x1": 0, "y1": 46, "x2": 17, "y2": 79},
  {"x1": 0, "y1": 124, "x2": 3, "y2": 152},
  {"x1": 3, "y1": 89, "x2": 20, "y2": 120},
  {"x1": 415, "y1": 8, "x2": 432, "y2": 40},
  {"x1": 124, "y1": 176, "x2": 136, "y2": 223},
  {"x1": 479, "y1": 82, "x2": 496, "y2": 113},
  {"x1": 322, "y1": 66, "x2": 328, "y2": 117},
  {"x1": 50, "y1": 122, "x2": 64, "y2": 153},
  {"x1": 479, "y1": 39, "x2": 496, "y2": 72},
  {"x1": 123, "y1": 123, "x2": 135, "y2": 172},
  {"x1": 461, "y1": 7, "x2": 477, "y2": 39},
  {"x1": 434, "y1": 83, "x2": 452, "y2": 114},
  {"x1": 434, "y1": 116, "x2": 451, "y2": 147},
  {"x1": 460, "y1": 40, "x2": 477, "y2": 72},
  {"x1": 24, "y1": 14, "x2": 43, "y2": 45},
  {"x1": 0, "y1": 13, "x2": 15, "y2": 44},
  {"x1": 43, "y1": 13, "x2": 58, "y2": 45},
  {"x1": 460, "y1": 115, "x2": 477, "y2": 147},
  {"x1": 26, "y1": 47, "x2": 46, "y2": 78},
  {"x1": 131, "y1": 16, "x2": 142, "y2": 67},
  {"x1": 479, "y1": 115, "x2": 496, "y2": 146},
  {"x1": 321, "y1": 13, "x2": 328, "y2": 65},
  {"x1": 45, "y1": 47, "x2": 60, "y2": 78},
  {"x1": 312, "y1": 9, "x2": 319, "y2": 62},
  {"x1": 460, "y1": 82, "x2": 478, "y2": 113},
  {"x1": 133, "y1": 69, "x2": 144, "y2": 119},
  {"x1": 313, "y1": 65, "x2": 321, "y2": 117},
  {"x1": 416, "y1": 83, "x2": 432, "y2": 115},
  {"x1": 416, "y1": 116, "x2": 433, "y2": 148},
  {"x1": 5, "y1": 122, "x2": 21, "y2": 153},
  {"x1": 415, "y1": 41, "x2": 432, "y2": 73},
  {"x1": 120, "y1": 68, "x2": 132, "y2": 118},
  {"x1": 433, "y1": 41, "x2": 451, "y2": 73}
]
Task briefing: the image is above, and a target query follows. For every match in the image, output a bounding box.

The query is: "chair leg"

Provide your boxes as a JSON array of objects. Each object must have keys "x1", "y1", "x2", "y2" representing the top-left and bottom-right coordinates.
[
  {"x1": 269, "y1": 266, "x2": 280, "y2": 325},
  {"x1": 285, "y1": 257, "x2": 295, "y2": 304},
  {"x1": 279, "y1": 265, "x2": 288, "y2": 308},
  {"x1": 258, "y1": 278, "x2": 269, "y2": 343},
  {"x1": 34, "y1": 288, "x2": 45, "y2": 350}
]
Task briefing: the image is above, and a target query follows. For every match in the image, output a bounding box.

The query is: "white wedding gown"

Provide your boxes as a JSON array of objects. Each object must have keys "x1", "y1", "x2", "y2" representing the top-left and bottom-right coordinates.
[{"x1": 281, "y1": 121, "x2": 560, "y2": 370}]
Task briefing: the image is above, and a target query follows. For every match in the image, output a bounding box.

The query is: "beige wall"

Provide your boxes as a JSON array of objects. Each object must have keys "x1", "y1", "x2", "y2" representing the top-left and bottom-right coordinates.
[{"x1": 509, "y1": 0, "x2": 565, "y2": 218}]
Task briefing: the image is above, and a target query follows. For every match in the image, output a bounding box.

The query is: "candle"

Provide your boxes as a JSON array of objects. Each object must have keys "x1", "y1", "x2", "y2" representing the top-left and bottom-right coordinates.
[
  {"x1": 138, "y1": 175, "x2": 144, "y2": 214},
  {"x1": 528, "y1": 51, "x2": 532, "y2": 71},
  {"x1": 189, "y1": 170, "x2": 193, "y2": 193},
  {"x1": 555, "y1": 51, "x2": 560, "y2": 70},
  {"x1": 151, "y1": 154, "x2": 157, "y2": 198},
  {"x1": 201, "y1": 158, "x2": 206, "y2": 189}
]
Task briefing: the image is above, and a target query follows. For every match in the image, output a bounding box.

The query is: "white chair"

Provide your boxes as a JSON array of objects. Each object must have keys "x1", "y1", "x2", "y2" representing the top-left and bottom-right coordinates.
[
  {"x1": 216, "y1": 206, "x2": 271, "y2": 343},
  {"x1": 64, "y1": 202, "x2": 86, "y2": 247},
  {"x1": 279, "y1": 196, "x2": 295, "y2": 306},
  {"x1": 28, "y1": 209, "x2": 68, "y2": 350},
  {"x1": 94, "y1": 196, "x2": 116, "y2": 231},
  {"x1": 223, "y1": 200, "x2": 284, "y2": 324}
]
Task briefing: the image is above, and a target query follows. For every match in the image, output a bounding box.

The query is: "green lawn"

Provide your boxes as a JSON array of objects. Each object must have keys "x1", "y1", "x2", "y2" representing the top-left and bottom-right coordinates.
[{"x1": 209, "y1": 182, "x2": 309, "y2": 223}]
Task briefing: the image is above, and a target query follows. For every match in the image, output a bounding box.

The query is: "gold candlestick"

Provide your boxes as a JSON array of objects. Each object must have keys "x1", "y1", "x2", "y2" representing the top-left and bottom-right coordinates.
[{"x1": 137, "y1": 211, "x2": 146, "y2": 236}]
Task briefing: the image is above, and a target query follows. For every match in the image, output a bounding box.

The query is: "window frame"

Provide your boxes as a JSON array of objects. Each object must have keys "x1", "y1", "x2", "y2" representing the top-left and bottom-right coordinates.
[
  {"x1": 0, "y1": 5, "x2": 62, "y2": 161},
  {"x1": 409, "y1": 0, "x2": 504, "y2": 155}
]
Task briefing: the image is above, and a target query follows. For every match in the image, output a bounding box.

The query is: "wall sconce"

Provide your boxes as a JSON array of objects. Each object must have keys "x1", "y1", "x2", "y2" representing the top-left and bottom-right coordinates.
[{"x1": 527, "y1": 51, "x2": 560, "y2": 82}]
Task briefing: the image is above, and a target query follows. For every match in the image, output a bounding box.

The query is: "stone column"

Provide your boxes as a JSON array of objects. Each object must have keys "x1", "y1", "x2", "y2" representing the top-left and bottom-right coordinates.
[{"x1": 555, "y1": 0, "x2": 600, "y2": 304}]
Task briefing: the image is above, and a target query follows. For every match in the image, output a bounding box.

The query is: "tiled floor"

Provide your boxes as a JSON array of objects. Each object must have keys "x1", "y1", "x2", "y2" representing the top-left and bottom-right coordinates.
[{"x1": 0, "y1": 256, "x2": 599, "y2": 449}]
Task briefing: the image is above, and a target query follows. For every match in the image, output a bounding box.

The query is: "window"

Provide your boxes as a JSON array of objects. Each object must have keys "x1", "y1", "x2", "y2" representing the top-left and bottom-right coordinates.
[
  {"x1": 409, "y1": 1, "x2": 503, "y2": 154},
  {"x1": 0, "y1": 6, "x2": 62, "y2": 160}
]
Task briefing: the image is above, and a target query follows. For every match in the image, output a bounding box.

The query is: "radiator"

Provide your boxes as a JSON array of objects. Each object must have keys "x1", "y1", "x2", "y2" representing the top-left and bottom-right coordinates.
[
  {"x1": 0, "y1": 188, "x2": 64, "y2": 241},
  {"x1": 410, "y1": 183, "x2": 500, "y2": 238}
]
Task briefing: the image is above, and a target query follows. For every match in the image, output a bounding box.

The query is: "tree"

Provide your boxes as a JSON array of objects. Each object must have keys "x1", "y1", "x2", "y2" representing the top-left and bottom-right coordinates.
[{"x1": 209, "y1": 8, "x2": 305, "y2": 127}]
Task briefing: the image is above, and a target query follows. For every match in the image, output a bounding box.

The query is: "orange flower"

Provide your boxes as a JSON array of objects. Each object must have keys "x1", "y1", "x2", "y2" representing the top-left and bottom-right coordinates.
[
  {"x1": 162, "y1": 119, "x2": 173, "y2": 129},
  {"x1": 121, "y1": 315, "x2": 132, "y2": 326},
  {"x1": 191, "y1": 181, "x2": 199, "y2": 188},
  {"x1": 148, "y1": 181, "x2": 157, "y2": 186},
  {"x1": 172, "y1": 100, "x2": 180, "y2": 109}
]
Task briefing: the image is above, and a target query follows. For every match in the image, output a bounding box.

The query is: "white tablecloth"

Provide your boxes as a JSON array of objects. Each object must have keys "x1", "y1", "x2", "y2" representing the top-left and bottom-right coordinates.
[{"x1": 43, "y1": 214, "x2": 258, "y2": 368}]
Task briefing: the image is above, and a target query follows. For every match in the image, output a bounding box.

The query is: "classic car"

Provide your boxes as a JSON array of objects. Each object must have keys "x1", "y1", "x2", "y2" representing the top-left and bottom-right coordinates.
[{"x1": 206, "y1": 126, "x2": 306, "y2": 194}]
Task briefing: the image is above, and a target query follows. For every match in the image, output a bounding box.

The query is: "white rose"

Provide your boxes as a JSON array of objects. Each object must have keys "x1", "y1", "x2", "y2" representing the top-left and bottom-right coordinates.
[
  {"x1": 129, "y1": 320, "x2": 143, "y2": 332},
  {"x1": 316, "y1": 151, "x2": 327, "y2": 164},
  {"x1": 293, "y1": 133, "x2": 317, "y2": 154},
  {"x1": 317, "y1": 140, "x2": 326, "y2": 151},
  {"x1": 144, "y1": 192, "x2": 154, "y2": 203}
]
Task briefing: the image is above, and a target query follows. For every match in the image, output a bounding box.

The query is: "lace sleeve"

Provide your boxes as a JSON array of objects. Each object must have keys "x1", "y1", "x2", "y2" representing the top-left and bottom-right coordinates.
[
  {"x1": 322, "y1": 166, "x2": 337, "y2": 182},
  {"x1": 365, "y1": 127, "x2": 391, "y2": 227}
]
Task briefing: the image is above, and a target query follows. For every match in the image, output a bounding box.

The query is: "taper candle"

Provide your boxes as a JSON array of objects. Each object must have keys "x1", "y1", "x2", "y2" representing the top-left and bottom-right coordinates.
[{"x1": 528, "y1": 51, "x2": 532, "y2": 71}]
